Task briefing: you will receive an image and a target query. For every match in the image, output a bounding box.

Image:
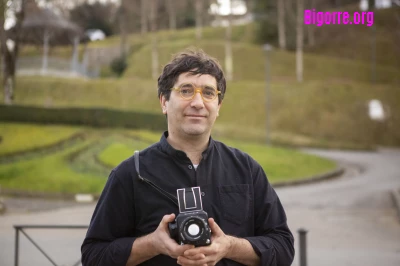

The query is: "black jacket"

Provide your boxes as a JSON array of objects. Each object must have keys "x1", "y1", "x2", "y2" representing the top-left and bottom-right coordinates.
[{"x1": 81, "y1": 132, "x2": 294, "y2": 266}]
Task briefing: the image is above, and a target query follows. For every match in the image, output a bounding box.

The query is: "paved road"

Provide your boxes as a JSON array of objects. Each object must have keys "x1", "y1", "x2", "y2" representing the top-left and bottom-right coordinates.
[
  {"x1": 0, "y1": 148, "x2": 399, "y2": 266},
  {"x1": 280, "y1": 147, "x2": 400, "y2": 266}
]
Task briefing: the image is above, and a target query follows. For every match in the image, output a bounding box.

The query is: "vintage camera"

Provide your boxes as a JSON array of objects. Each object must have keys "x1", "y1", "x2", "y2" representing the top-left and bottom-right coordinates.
[{"x1": 168, "y1": 187, "x2": 212, "y2": 247}]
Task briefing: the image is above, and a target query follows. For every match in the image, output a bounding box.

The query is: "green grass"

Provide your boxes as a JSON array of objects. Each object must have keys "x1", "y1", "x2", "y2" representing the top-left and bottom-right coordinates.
[
  {"x1": 0, "y1": 123, "x2": 82, "y2": 156},
  {"x1": 124, "y1": 40, "x2": 399, "y2": 85},
  {"x1": 0, "y1": 123, "x2": 337, "y2": 194},
  {"x1": 5, "y1": 73, "x2": 400, "y2": 147},
  {"x1": 221, "y1": 138, "x2": 336, "y2": 181},
  {"x1": 0, "y1": 138, "x2": 106, "y2": 194},
  {"x1": 97, "y1": 139, "x2": 152, "y2": 168},
  {"x1": 6, "y1": 6, "x2": 399, "y2": 149}
]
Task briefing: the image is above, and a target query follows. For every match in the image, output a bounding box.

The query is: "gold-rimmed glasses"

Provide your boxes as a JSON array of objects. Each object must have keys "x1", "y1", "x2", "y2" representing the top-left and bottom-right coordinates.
[{"x1": 171, "y1": 83, "x2": 221, "y2": 102}]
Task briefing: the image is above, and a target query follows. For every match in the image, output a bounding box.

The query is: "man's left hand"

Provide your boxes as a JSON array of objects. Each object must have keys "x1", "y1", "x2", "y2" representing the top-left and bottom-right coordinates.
[{"x1": 177, "y1": 218, "x2": 232, "y2": 266}]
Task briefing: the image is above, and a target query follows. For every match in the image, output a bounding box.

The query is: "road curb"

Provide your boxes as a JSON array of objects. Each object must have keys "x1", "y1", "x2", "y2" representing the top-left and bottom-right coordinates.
[
  {"x1": 390, "y1": 188, "x2": 400, "y2": 222},
  {"x1": 273, "y1": 167, "x2": 345, "y2": 188}
]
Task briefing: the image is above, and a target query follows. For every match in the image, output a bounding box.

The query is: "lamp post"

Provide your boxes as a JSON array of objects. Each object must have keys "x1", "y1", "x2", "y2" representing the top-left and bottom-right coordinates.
[{"x1": 263, "y1": 44, "x2": 273, "y2": 145}]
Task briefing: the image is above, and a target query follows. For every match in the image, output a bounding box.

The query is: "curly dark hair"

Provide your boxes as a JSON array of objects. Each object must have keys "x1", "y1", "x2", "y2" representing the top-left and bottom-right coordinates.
[{"x1": 157, "y1": 48, "x2": 226, "y2": 104}]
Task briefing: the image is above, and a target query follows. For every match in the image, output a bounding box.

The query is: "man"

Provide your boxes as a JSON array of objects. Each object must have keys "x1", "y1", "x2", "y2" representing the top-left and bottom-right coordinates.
[{"x1": 81, "y1": 49, "x2": 294, "y2": 266}]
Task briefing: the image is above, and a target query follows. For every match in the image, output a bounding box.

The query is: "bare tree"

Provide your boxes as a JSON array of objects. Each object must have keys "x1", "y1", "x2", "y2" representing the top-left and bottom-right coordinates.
[
  {"x1": 368, "y1": 0, "x2": 375, "y2": 9},
  {"x1": 277, "y1": 0, "x2": 286, "y2": 49},
  {"x1": 307, "y1": 0, "x2": 315, "y2": 47},
  {"x1": 119, "y1": 0, "x2": 129, "y2": 56},
  {"x1": 141, "y1": 0, "x2": 148, "y2": 34},
  {"x1": 195, "y1": 0, "x2": 203, "y2": 40},
  {"x1": 296, "y1": 0, "x2": 304, "y2": 82},
  {"x1": 1, "y1": 0, "x2": 27, "y2": 105},
  {"x1": 166, "y1": 0, "x2": 176, "y2": 30},
  {"x1": 225, "y1": 0, "x2": 233, "y2": 81},
  {"x1": 149, "y1": 0, "x2": 158, "y2": 79}
]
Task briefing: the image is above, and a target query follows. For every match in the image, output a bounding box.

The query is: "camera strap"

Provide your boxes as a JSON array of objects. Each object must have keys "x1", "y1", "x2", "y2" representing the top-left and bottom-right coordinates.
[{"x1": 134, "y1": 150, "x2": 178, "y2": 207}]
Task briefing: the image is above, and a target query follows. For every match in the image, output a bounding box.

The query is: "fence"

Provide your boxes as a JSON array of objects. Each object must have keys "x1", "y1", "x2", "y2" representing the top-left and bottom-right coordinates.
[
  {"x1": 13, "y1": 225, "x2": 88, "y2": 266},
  {"x1": 16, "y1": 57, "x2": 99, "y2": 78}
]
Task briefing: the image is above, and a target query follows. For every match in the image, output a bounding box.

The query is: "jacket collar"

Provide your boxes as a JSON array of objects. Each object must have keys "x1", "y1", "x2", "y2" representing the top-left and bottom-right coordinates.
[{"x1": 159, "y1": 131, "x2": 215, "y2": 160}]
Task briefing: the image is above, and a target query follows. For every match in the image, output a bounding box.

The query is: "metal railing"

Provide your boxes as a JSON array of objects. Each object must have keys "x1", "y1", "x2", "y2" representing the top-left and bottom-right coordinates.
[
  {"x1": 13, "y1": 224, "x2": 309, "y2": 266},
  {"x1": 14, "y1": 224, "x2": 88, "y2": 266}
]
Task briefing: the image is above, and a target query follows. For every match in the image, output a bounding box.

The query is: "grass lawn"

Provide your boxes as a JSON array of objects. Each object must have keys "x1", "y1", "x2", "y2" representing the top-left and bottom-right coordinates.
[
  {"x1": 0, "y1": 124, "x2": 337, "y2": 194},
  {"x1": 8, "y1": 75, "x2": 399, "y2": 147},
  {"x1": 0, "y1": 123, "x2": 83, "y2": 156},
  {"x1": 0, "y1": 139, "x2": 106, "y2": 193}
]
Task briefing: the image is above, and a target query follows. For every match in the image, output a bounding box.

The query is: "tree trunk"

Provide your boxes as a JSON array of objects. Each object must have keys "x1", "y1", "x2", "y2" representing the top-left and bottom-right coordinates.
[
  {"x1": 141, "y1": 0, "x2": 148, "y2": 34},
  {"x1": 119, "y1": 0, "x2": 128, "y2": 56},
  {"x1": 244, "y1": 0, "x2": 253, "y2": 41},
  {"x1": 1, "y1": 0, "x2": 26, "y2": 105},
  {"x1": 307, "y1": 0, "x2": 315, "y2": 47},
  {"x1": 368, "y1": 0, "x2": 374, "y2": 9},
  {"x1": 296, "y1": 0, "x2": 304, "y2": 82},
  {"x1": 150, "y1": 0, "x2": 158, "y2": 79},
  {"x1": 42, "y1": 29, "x2": 49, "y2": 73},
  {"x1": 225, "y1": 0, "x2": 233, "y2": 81},
  {"x1": 195, "y1": 0, "x2": 203, "y2": 40},
  {"x1": 277, "y1": 0, "x2": 286, "y2": 49},
  {"x1": 167, "y1": 0, "x2": 176, "y2": 30}
]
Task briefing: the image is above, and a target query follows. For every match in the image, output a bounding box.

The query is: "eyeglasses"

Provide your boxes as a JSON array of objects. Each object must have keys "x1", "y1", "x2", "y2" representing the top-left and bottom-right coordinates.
[{"x1": 171, "y1": 83, "x2": 221, "y2": 102}]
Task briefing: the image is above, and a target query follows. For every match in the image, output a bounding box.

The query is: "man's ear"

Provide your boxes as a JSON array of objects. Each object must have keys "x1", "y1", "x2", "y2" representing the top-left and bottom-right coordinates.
[
  {"x1": 217, "y1": 101, "x2": 222, "y2": 116},
  {"x1": 160, "y1": 95, "x2": 167, "y2": 114}
]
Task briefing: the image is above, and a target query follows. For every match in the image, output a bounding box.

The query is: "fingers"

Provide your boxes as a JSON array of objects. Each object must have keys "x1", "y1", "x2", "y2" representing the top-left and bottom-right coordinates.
[
  {"x1": 161, "y1": 213, "x2": 176, "y2": 224},
  {"x1": 177, "y1": 254, "x2": 207, "y2": 266},
  {"x1": 208, "y1": 218, "x2": 223, "y2": 236}
]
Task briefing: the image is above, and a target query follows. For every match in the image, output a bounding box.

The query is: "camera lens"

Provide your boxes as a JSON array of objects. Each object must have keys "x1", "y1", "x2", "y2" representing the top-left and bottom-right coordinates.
[
  {"x1": 188, "y1": 224, "x2": 200, "y2": 236},
  {"x1": 181, "y1": 217, "x2": 205, "y2": 241}
]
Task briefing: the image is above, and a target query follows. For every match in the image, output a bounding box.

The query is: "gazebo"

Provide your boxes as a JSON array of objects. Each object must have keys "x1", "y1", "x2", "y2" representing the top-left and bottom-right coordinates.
[{"x1": 8, "y1": 4, "x2": 89, "y2": 75}]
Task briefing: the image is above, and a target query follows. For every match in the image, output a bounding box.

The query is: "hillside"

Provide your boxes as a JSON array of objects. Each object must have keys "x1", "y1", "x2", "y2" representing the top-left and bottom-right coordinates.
[{"x1": 6, "y1": 6, "x2": 400, "y2": 149}]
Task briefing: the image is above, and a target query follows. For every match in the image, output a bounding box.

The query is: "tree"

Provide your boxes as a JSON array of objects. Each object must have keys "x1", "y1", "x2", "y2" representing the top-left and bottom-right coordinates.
[
  {"x1": 141, "y1": 0, "x2": 148, "y2": 34},
  {"x1": 225, "y1": 0, "x2": 233, "y2": 81},
  {"x1": 277, "y1": 0, "x2": 286, "y2": 49},
  {"x1": 195, "y1": 0, "x2": 203, "y2": 40},
  {"x1": 296, "y1": 0, "x2": 304, "y2": 82},
  {"x1": 368, "y1": 0, "x2": 375, "y2": 9},
  {"x1": 69, "y1": 1, "x2": 116, "y2": 36},
  {"x1": 307, "y1": 0, "x2": 315, "y2": 47},
  {"x1": 150, "y1": 0, "x2": 158, "y2": 79},
  {"x1": 119, "y1": 0, "x2": 128, "y2": 56},
  {"x1": 166, "y1": 0, "x2": 176, "y2": 30},
  {"x1": 1, "y1": 0, "x2": 27, "y2": 105}
]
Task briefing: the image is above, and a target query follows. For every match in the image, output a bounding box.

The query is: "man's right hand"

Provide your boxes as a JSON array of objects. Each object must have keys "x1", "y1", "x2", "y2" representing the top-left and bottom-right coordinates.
[{"x1": 150, "y1": 214, "x2": 196, "y2": 259}]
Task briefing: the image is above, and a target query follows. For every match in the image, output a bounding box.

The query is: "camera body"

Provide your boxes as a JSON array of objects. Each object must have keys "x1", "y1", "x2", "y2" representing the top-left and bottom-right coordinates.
[{"x1": 168, "y1": 187, "x2": 212, "y2": 247}]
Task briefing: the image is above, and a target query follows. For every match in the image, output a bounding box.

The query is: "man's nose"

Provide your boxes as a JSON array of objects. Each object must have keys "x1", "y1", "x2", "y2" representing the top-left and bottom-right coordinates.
[{"x1": 190, "y1": 91, "x2": 205, "y2": 108}]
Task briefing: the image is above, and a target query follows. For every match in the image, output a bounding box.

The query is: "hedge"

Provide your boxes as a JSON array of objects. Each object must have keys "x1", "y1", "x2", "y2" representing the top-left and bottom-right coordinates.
[{"x1": 0, "y1": 104, "x2": 167, "y2": 130}]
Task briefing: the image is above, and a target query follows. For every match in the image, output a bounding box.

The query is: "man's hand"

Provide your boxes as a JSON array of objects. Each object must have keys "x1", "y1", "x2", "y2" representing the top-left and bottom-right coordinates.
[
  {"x1": 176, "y1": 218, "x2": 232, "y2": 266},
  {"x1": 150, "y1": 214, "x2": 195, "y2": 259}
]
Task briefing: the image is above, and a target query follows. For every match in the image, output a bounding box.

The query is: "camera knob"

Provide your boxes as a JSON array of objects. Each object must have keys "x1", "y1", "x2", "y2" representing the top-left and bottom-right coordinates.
[{"x1": 206, "y1": 239, "x2": 210, "y2": 244}]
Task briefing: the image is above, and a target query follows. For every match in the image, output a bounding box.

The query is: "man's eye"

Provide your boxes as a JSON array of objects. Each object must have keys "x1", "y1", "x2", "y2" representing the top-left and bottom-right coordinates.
[{"x1": 203, "y1": 88, "x2": 216, "y2": 96}]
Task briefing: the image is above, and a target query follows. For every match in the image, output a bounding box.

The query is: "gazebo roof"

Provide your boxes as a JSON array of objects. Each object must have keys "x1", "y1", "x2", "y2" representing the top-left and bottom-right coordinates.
[{"x1": 8, "y1": 8, "x2": 88, "y2": 45}]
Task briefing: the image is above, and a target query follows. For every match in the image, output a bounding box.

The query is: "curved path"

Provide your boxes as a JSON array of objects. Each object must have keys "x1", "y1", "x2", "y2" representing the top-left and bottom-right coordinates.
[
  {"x1": 0, "y1": 148, "x2": 399, "y2": 266},
  {"x1": 279, "y1": 147, "x2": 400, "y2": 266}
]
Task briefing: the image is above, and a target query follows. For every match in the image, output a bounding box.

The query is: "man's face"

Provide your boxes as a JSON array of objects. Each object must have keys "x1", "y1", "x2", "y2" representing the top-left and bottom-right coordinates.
[{"x1": 160, "y1": 72, "x2": 222, "y2": 138}]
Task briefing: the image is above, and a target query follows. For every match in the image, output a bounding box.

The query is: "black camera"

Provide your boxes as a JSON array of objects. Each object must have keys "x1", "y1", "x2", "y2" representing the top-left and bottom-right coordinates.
[{"x1": 168, "y1": 187, "x2": 212, "y2": 247}]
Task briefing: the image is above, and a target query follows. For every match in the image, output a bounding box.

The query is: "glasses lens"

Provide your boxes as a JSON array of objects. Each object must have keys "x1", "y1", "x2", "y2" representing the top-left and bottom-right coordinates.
[
  {"x1": 202, "y1": 86, "x2": 217, "y2": 100},
  {"x1": 180, "y1": 83, "x2": 195, "y2": 99}
]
